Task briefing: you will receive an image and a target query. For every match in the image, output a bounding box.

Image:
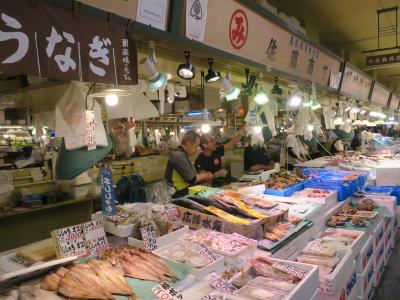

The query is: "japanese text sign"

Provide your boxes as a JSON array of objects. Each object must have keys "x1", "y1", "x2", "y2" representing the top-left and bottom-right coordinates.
[
  {"x1": 207, "y1": 272, "x2": 237, "y2": 295},
  {"x1": 370, "y1": 81, "x2": 391, "y2": 106},
  {"x1": 152, "y1": 281, "x2": 183, "y2": 300},
  {"x1": 340, "y1": 64, "x2": 373, "y2": 101},
  {"x1": 101, "y1": 166, "x2": 117, "y2": 216},
  {"x1": 141, "y1": 224, "x2": 158, "y2": 251},
  {"x1": 197, "y1": 243, "x2": 217, "y2": 263},
  {"x1": 52, "y1": 220, "x2": 108, "y2": 258},
  {"x1": 0, "y1": 0, "x2": 138, "y2": 85}
]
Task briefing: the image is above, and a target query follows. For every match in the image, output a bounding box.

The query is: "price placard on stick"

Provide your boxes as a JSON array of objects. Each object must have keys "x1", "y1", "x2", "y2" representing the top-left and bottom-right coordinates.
[
  {"x1": 141, "y1": 224, "x2": 158, "y2": 251},
  {"x1": 152, "y1": 281, "x2": 183, "y2": 300}
]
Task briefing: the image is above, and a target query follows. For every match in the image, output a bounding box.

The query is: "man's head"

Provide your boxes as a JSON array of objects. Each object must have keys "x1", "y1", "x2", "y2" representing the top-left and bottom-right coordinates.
[
  {"x1": 181, "y1": 130, "x2": 200, "y2": 156},
  {"x1": 200, "y1": 134, "x2": 216, "y2": 152}
]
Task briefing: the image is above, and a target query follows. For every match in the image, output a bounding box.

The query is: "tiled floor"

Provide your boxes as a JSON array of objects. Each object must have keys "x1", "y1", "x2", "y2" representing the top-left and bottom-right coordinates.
[{"x1": 373, "y1": 235, "x2": 398, "y2": 300}]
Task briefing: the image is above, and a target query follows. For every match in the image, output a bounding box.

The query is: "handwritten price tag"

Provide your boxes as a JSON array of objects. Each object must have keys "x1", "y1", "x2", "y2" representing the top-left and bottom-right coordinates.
[
  {"x1": 272, "y1": 261, "x2": 307, "y2": 280},
  {"x1": 208, "y1": 272, "x2": 237, "y2": 295},
  {"x1": 85, "y1": 110, "x2": 96, "y2": 150},
  {"x1": 152, "y1": 281, "x2": 183, "y2": 300},
  {"x1": 231, "y1": 232, "x2": 257, "y2": 246},
  {"x1": 141, "y1": 224, "x2": 158, "y2": 251},
  {"x1": 197, "y1": 243, "x2": 217, "y2": 263},
  {"x1": 164, "y1": 204, "x2": 180, "y2": 219}
]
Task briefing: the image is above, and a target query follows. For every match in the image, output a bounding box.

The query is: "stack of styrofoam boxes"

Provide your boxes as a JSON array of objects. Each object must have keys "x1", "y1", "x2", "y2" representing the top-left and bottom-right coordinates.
[
  {"x1": 355, "y1": 236, "x2": 375, "y2": 300},
  {"x1": 372, "y1": 219, "x2": 385, "y2": 288}
]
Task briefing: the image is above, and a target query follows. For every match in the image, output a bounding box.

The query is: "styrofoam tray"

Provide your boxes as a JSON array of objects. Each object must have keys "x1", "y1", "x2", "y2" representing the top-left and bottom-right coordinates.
[
  {"x1": 355, "y1": 235, "x2": 374, "y2": 274},
  {"x1": 320, "y1": 228, "x2": 366, "y2": 255},
  {"x1": 356, "y1": 252, "x2": 375, "y2": 299},
  {"x1": 92, "y1": 211, "x2": 135, "y2": 238},
  {"x1": 372, "y1": 219, "x2": 384, "y2": 250},
  {"x1": 231, "y1": 258, "x2": 319, "y2": 300},
  {"x1": 128, "y1": 225, "x2": 189, "y2": 249},
  {"x1": 153, "y1": 240, "x2": 224, "y2": 280}
]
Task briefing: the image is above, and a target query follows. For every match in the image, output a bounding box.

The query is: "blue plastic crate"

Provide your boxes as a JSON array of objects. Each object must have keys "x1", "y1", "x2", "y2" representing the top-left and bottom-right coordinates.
[
  {"x1": 264, "y1": 181, "x2": 305, "y2": 197},
  {"x1": 364, "y1": 186, "x2": 394, "y2": 196}
]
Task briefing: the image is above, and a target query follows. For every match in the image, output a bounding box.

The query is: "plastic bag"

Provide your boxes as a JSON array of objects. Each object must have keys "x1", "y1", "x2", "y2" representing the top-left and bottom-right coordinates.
[{"x1": 145, "y1": 180, "x2": 175, "y2": 203}]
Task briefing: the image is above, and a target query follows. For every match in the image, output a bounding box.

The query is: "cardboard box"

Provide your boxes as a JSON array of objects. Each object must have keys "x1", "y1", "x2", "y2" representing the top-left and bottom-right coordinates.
[{"x1": 175, "y1": 205, "x2": 287, "y2": 240}]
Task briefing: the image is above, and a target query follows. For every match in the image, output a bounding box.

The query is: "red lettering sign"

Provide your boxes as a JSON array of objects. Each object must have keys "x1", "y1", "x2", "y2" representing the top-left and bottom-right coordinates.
[{"x1": 229, "y1": 9, "x2": 248, "y2": 49}]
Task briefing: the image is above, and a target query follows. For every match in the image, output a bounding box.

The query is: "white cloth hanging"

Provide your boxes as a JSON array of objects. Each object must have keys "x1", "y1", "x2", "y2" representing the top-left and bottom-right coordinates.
[{"x1": 55, "y1": 81, "x2": 107, "y2": 150}]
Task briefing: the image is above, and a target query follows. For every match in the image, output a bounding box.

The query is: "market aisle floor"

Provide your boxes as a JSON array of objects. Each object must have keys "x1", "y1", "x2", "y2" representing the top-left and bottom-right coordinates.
[{"x1": 373, "y1": 234, "x2": 399, "y2": 300}]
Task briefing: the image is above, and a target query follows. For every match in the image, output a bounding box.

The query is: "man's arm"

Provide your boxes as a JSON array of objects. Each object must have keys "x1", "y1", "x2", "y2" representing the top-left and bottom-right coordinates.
[{"x1": 224, "y1": 129, "x2": 245, "y2": 150}]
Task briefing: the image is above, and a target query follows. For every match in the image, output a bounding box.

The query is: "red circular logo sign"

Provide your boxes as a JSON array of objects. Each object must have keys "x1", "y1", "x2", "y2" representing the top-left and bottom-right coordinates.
[{"x1": 229, "y1": 9, "x2": 248, "y2": 49}]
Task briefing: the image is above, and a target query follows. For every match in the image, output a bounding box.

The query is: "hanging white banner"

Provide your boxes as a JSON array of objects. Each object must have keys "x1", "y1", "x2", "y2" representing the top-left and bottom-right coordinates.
[{"x1": 186, "y1": 0, "x2": 208, "y2": 42}]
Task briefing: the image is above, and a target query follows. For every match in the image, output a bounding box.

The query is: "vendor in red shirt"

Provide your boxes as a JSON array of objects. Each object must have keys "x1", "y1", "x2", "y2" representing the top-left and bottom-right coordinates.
[{"x1": 195, "y1": 130, "x2": 244, "y2": 179}]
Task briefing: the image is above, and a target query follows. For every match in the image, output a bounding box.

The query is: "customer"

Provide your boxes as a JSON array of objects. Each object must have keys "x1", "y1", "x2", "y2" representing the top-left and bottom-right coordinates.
[
  {"x1": 244, "y1": 142, "x2": 275, "y2": 172},
  {"x1": 195, "y1": 130, "x2": 244, "y2": 178},
  {"x1": 165, "y1": 130, "x2": 213, "y2": 198}
]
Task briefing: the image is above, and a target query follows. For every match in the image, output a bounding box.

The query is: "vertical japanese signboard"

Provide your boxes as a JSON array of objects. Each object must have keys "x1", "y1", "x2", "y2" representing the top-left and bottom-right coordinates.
[
  {"x1": 101, "y1": 166, "x2": 117, "y2": 216},
  {"x1": 0, "y1": 0, "x2": 138, "y2": 85},
  {"x1": 370, "y1": 81, "x2": 391, "y2": 107},
  {"x1": 339, "y1": 63, "x2": 373, "y2": 101}
]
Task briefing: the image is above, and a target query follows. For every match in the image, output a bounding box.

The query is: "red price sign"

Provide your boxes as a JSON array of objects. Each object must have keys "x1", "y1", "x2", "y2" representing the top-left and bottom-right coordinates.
[
  {"x1": 208, "y1": 272, "x2": 236, "y2": 295},
  {"x1": 141, "y1": 224, "x2": 158, "y2": 251},
  {"x1": 197, "y1": 244, "x2": 217, "y2": 263},
  {"x1": 152, "y1": 281, "x2": 183, "y2": 300}
]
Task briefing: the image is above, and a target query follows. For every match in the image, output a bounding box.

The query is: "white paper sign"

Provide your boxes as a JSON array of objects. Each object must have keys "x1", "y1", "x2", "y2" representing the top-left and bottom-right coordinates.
[
  {"x1": 141, "y1": 224, "x2": 158, "y2": 251},
  {"x1": 329, "y1": 69, "x2": 341, "y2": 90},
  {"x1": 197, "y1": 243, "x2": 217, "y2": 263},
  {"x1": 186, "y1": 0, "x2": 208, "y2": 42},
  {"x1": 208, "y1": 272, "x2": 237, "y2": 295},
  {"x1": 152, "y1": 281, "x2": 183, "y2": 300},
  {"x1": 136, "y1": 0, "x2": 168, "y2": 31},
  {"x1": 85, "y1": 110, "x2": 96, "y2": 150}
]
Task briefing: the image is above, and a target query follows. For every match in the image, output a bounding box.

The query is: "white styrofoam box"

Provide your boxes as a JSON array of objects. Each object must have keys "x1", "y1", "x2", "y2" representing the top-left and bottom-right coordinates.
[
  {"x1": 384, "y1": 225, "x2": 393, "y2": 250},
  {"x1": 356, "y1": 271, "x2": 375, "y2": 300},
  {"x1": 92, "y1": 211, "x2": 135, "y2": 237},
  {"x1": 320, "y1": 228, "x2": 366, "y2": 255},
  {"x1": 235, "y1": 184, "x2": 266, "y2": 195},
  {"x1": 355, "y1": 235, "x2": 374, "y2": 274},
  {"x1": 234, "y1": 258, "x2": 319, "y2": 300},
  {"x1": 319, "y1": 270, "x2": 357, "y2": 300},
  {"x1": 356, "y1": 253, "x2": 375, "y2": 299},
  {"x1": 384, "y1": 241, "x2": 392, "y2": 266},
  {"x1": 384, "y1": 216, "x2": 394, "y2": 233},
  {"x1": 373, "y1": 255, "x2": 385, "y2": 287},
  {"x1": 294, "y1": 188, "x2": 338, "y2": 204},
  {"x1": 291, "y1": 248, "x2": 354, "y2": 295},
  {"x1": 365, "y1": 195, "x2": 396, "y2": 217},
  {"x1": 375, "y1": 162, "x2": 400, "y2": 186},
  {"x1": 374, "y1": 238, "x2": 385, "y2": 268},
  {"x1": 153, "y1": 241, "x2": 224, "y2": 280},
  {"x1": 310, "y1": 289, "x2": 320, "y2": 300},
  {"x1": 372, "y1": 219, "x2": 384, "y2": 250},
  {"x1": 128, "y1": 226, "x2": 189, "y2": 249}
]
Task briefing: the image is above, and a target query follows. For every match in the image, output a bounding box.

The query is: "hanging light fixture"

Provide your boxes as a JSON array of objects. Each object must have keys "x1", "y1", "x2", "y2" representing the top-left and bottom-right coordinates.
[
  {"x1": 140, "y1": 41, "x2": 167, "y2": 91},
  {"x1": 242, "y1": 68, "x2": 256, "y2": 96},
  {"x1": 87, "y1": 84, "x2": 132, "y2": 107},
  {"x1": 344, "y1": 99, "x2": 352, "y2": 112},
  {"x1": 271, "y1": 76, "x2": 283, "y2": 96},
  {"x1": 307, "y1": 124, "x2": 314, "y2": 131},
  {"x1": 205, "y1": 58, "x2": 221, "y2": 83},
  {"x1": 289, "y1": 91, "x2": 302, "y2": 108},
  {"x1": 254, "y1": 84, "x2": 269, "y2": 105},
  {"x1": 177, "y1": 51, "x2": 196, "y2": 80},
  {"x1": 220, "y1": 64, "x2": 240, "y2": 101},
  {"x1": 359, "y1": 107, "x2": 367, "y2": 115}
]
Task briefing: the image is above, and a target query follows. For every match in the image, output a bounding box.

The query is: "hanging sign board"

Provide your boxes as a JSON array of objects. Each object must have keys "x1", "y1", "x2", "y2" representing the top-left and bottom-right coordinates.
[
  {"x1": 198, "y1": 0, "x2": 341, "y2": 88},
  {"x1": 370, "y1": 81, "x2": 391, "y2": 106},
  {"x1": 0, "y1": 0, "x2": 138, "y2": 85},
  {"x1": 85, "y1": 110, "x2": 96, "y2": 150},
  {"x1": 101, "y1": 166, "x2": 117, "y2": 216},
  {"x1": 329, "y1": 69, "x2": 342, "y2": 90},
  {"x1": 340, "y1": 64, "x2": 373, "y2": 101},
  {"x1": 136, "y1": 0, "x2": 169, "y2": 31},
  {"x1": 390, "y1": 93, "x2": 400, "y2": 110},
  {"x1": 186, "y1": 0, "x2": 208, "y2": 42}
]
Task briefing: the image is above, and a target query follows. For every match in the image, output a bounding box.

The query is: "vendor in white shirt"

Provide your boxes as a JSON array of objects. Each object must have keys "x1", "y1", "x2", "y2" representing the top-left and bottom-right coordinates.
[{"x1": 286, "y1": 133, "x2": 307, "y2": 169}]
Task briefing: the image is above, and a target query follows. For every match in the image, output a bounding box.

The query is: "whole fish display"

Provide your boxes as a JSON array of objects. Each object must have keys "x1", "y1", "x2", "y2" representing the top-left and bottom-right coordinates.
[
  {"x1": 100, "y1": 246, "x2": 177, "y2": 283},
  {"x1": 58, "y1": 264, "x2": 114, "y2": 299}
]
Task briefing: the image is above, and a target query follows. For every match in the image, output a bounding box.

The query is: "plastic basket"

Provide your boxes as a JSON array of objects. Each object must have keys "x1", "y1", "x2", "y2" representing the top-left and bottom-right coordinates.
[
  {"x1": 364, "y1": 186, "x2": 394, "y2": 196},
  {"x1": 264, "y1": 181, "x2": 305, "y2": 197}
]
